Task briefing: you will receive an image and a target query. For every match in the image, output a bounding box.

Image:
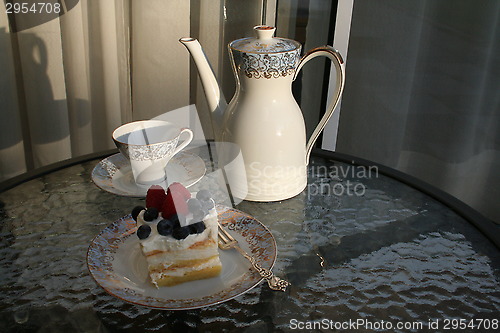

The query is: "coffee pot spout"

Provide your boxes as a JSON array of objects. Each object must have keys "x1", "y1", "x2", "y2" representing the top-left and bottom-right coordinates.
[{"x1": 179, "y1": 37, "x2": 227, "y2": 139}]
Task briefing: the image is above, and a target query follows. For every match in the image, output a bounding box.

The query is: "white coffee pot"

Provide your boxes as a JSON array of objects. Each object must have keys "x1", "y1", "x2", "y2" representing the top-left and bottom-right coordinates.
[{"x1": 180, "y1": 25, "x2": 345, "y2": 202}]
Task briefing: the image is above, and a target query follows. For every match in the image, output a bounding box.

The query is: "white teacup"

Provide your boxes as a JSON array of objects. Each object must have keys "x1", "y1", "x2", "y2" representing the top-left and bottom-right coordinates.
[{"x1": 112, "y1": 120, "x2": 193, "y2": 185}]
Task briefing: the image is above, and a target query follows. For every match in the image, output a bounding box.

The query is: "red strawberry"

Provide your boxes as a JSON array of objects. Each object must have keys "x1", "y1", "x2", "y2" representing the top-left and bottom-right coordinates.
[
  {"x1": 168, "y1": 182, "x2": 191, "y2": 200},
  {"x1": 161, "y1": 192, "x2": 176, "y2": 219},
  {"x1": 146, "y1": 185, "x2": 166, "y2": 210},
  {"x1": 161, "y1": 189, "x2": 189, "y2": 219}
]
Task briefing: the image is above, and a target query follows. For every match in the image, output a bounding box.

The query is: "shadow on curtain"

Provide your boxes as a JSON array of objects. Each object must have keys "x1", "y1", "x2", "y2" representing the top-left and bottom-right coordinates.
[
  {"x1": 0, "y1": 0, "x2": 132, "y2": 181},
  {"x1": 0, "y1": 0, "x2": 273, "y2": 183},
  {"x1": 337, "y1": 0, "x2": 500, "y2": 222}
]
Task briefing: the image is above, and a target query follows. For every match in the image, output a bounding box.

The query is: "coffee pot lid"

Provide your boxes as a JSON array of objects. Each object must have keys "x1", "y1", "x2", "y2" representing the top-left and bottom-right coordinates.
[{"x1": 230, "y1": 25, "x2": 301, "y2": 53}]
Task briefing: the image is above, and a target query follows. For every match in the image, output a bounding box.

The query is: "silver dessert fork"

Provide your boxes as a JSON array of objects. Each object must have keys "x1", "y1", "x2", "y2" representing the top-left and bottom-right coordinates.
[{"x1": 217, "y1": 222, "x2": 290, "y2": 291}]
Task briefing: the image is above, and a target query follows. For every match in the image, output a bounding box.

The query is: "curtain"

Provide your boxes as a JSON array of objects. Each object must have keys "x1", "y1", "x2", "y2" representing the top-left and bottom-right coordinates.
[
  {"x1": 336, "y1": 0, "x2": 500, "y2": 222},
  {"x1": 0, "y1": 0, "x2": 132, "y2": 181},
  {"x1": 0, "y1": 0, "x2": 272, "y2": 183}
]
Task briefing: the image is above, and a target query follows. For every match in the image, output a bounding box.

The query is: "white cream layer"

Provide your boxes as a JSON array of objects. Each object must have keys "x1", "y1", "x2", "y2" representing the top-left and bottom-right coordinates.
[{"x1": 145, "y1": 247, "x2": 219, "y2": 266}]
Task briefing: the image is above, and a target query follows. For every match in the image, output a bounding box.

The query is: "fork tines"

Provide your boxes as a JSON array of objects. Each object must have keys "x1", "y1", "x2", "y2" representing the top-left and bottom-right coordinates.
[{"x1": 217, "y1": 222, "x2": 237, "y2": 249}]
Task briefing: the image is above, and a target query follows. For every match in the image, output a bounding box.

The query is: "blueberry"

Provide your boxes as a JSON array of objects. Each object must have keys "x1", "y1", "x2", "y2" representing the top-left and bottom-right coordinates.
[
  {"x1": 137, "y1": 224, "x2": 151, "y2": 240},
  {"x1": 187, "y1": 198, "x2": 202, "y2": 213},
  {"x1": 169, "y1": 213, "x2": 184, "y2": 227},
  {"x1": 143, "y1": 207, "x2": 159, "y2": 221},
  {"x1": 172, "y1": 226, "x2": 191, "y2": 240},
  {"x1": 189, "y1": 222, "x2": 206, "y2": 234},
  {"x1": 131, "y1": 206, "x2": 145, "y2": 221},
  {"x1": 202, "y1": 199, "x2": 215, "y2": 212},
  {"x1": 192, "y1": 209, "x2": 205, "y2": 222},
  {"x1": 170, "y1": 213, "x2": 179, "y2": 223},
  {"x1": 196, "y1": 189, "x2": 212, "y2": 202},
  {"x1": 157, "y1": 219, "x2": 176, "y2": 236}
]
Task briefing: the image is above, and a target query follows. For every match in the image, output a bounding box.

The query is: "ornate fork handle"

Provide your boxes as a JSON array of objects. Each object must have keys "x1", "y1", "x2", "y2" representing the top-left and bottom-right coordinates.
[
  {"x1": 233, "y1": 246, "x2": 290, "y2": 292},
  {"x1": 218, "y1": 222, "x2": 290, "y2": 291}
]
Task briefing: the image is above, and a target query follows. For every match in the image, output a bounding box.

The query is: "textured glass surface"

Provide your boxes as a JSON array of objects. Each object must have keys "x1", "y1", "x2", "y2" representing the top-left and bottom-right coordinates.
[{"x1": 0, "y1": 152, "x2": 498, "y2": 332}]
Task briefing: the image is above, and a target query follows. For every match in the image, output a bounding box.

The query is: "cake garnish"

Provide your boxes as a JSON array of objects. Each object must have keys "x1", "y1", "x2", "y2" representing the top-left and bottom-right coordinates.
[
  {"x1": 172, "y1": 225, "x2": 191, "y2": 240},
  {"x1": 143, "y1": 207, "x2": 159, "y2": 221},
  {"x1": 201, "y1": 198, "x2": 215, "y2": 212},
  {"x1": 137, "y1": 224, "x2": 152, "y2": 239},
  {"x1": 168, "y1": 182, "x2": 191, "y2": 200},
  {"x1": 131, "y1": 206, "x2": 145, "y2": 221},
  {"x1": 196, "y1": 189, "x2": 215, "y2": 213},
  {"x1": 168, "y1": 213, "x2": 185, "y2": 226},
  {"x1": 157, "y1": 218, "x2": 177, "y2": 236},
  {"x1": 187, "y1": 198, "x2": 202, "y2": 212},
  {"x1": 146, "y1": 185, "x2": 167, "y2": 209},
  {"x1": 162, "y1": 186, "x2": 189, "y2": 219},
  {"x1": 133, "y1": 183, "x2": 222, "y2": 287},
  {"x1": 189, "y1": 221, "x2": 206, "y2": 234},
  {"x1": 196, "y1": 189, "x2": 211, "y2": 202}
]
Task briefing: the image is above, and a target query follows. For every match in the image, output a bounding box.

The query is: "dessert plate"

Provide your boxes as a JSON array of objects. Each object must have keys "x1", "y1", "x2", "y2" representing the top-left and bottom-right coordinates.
[
  {"x1": 86, "y1": 206, "x2": 277, "y2": 310},
  {"x1": 91, "y1": 152, "x2": 206, "y2": 197}
]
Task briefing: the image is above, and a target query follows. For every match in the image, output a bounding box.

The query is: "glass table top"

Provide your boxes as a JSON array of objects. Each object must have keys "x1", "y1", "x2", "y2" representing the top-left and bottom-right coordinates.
[{"x1": 0, "y1": 148, "x2": 498, "y2": 332}]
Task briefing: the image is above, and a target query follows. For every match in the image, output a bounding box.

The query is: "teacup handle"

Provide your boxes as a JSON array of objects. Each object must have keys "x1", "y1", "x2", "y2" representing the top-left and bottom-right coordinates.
[
  {"x1": 293, "y1": 46, "x2": 345, "y2": 165},
  {"x1": 172, "y1": 128, "x2": 194, "y2": 156}
]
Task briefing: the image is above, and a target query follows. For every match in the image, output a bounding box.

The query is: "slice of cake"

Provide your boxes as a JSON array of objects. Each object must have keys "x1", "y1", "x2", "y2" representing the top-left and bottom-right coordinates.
[{"x1": 131, "y1": 183, "x2": 222, "y2": 287}]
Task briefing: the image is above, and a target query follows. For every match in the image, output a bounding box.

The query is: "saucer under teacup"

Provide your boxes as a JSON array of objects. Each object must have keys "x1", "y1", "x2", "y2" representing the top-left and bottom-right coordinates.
[{"x1": 92, "y1": 151, "x2": 206, "y2": 197}]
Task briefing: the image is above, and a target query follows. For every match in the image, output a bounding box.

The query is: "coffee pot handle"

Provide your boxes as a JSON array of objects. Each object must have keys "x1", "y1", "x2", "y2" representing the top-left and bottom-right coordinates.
[{"x1": 294, "y1": 46, "x2": 345, "y2": 164}]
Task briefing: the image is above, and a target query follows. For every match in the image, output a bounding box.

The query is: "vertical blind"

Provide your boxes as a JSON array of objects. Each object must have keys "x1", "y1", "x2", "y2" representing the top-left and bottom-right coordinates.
[{"x1": 336, "y1": 0, "x2": 500, "y2": 222}]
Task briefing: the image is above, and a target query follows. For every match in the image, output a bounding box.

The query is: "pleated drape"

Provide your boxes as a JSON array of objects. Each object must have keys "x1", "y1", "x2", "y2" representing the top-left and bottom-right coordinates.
[{"x1": 0, "y1": 0, "x2": 132, "y2": 180}]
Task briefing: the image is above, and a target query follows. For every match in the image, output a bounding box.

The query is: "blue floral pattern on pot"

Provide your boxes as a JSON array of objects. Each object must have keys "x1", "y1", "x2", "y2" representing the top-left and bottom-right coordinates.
[{"x1": 237, "y1": 49, "x2": 301, "y2": 79}]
